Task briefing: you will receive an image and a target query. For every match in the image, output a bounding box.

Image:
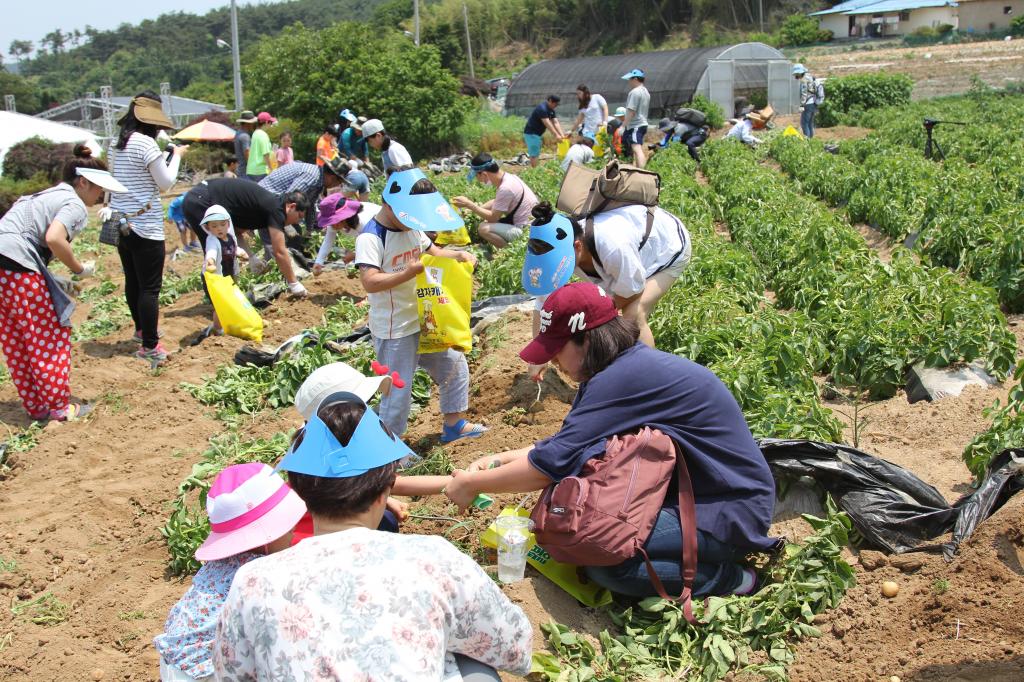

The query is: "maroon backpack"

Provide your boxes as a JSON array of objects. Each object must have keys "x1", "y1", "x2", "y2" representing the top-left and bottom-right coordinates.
[{"x1": 530, "y1": 427, "x2": 700, "y2": 623}]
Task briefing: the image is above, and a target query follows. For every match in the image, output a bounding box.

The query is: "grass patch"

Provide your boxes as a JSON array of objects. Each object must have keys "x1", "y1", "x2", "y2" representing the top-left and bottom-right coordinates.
[
  {"x1": 78, "y1": 278, "x2": 117, "y2": 303},
  {"x1": 159, "y1": 271, "x2": 204, "y2": 306},
  {"x1": 162, "y1": 431, "x2": 292, "y2": 575},
  {"x1": 403, "y1": 446, "x2": 454, "y2": 476},
  {"x1": 5, "y1": 422, "x2": 43, "y2": 454},
  {"x1": 11, "y1": 593, "x2": 70, "y2": 625},
  {"x1": 118, "y1": 609, "x2": 146, "y2": 621},
  {"x1": 72, "y1": 296, "x2": 132, "y2": 343},
  {"x1": 456, "y1": 104, "x2": 526, "y2": 155},
  {"x1": 0, "y1": 556, "x2": 17, "y2": 572}
]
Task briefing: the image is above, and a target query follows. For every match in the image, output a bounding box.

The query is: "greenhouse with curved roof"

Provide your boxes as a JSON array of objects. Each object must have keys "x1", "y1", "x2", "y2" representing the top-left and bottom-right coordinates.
[{"x1": 504, "y1": 42, "x2": 797, "y2": 121}]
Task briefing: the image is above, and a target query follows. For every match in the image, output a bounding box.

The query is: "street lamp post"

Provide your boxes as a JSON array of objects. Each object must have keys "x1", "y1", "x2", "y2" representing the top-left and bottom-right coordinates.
[{"x1": 230, "y1": 0, "x2": 243, "y2": 111}]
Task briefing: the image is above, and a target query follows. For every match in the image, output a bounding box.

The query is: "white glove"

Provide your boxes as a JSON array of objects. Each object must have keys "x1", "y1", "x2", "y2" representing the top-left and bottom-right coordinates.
[
  {"x1": 799, "y1": 106, "x2": 805, "y2": 113},
  {"x1": 284, "y1": 224, "x2": 299, "y2": 239},
  {"x1": 52, "y1": 275, "x2": 80, "y2": 296},
  {"x1": 98, "y1": 207, "x2": 113, "y2": 222},
  {"x1": 288, "y1": 281, "x2": 308, "y2": 297},
  {"x1": 75, "y1": 260, "x2": 96, "y2": 277}
]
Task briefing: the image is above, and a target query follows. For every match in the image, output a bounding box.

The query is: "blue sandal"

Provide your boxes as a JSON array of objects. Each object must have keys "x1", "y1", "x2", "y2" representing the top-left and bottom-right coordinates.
[{"x1": 441, "y1": 419, "x2": 488, "y2": 444}]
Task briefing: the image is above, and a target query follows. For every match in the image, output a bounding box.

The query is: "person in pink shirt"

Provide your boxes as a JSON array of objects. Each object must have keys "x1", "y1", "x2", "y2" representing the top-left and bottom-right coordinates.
[{"x1": 275, "y1": 132, "x2": 294, "y2": 167}]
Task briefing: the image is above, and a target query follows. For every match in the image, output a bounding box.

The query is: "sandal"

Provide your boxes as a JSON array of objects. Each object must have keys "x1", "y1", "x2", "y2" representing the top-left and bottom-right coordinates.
[
  {"x1": 49, "y1": 403, "x2": 93, "y2": 422},
  {"x1": 440, "y1": 419, "x2": 488, "y2": 444}
]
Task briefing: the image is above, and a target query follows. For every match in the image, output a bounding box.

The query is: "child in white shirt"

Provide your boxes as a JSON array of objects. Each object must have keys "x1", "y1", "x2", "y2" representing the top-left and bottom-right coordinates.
[{"x1": 199, "y1": 204, "x2": 242, "y2": 334}]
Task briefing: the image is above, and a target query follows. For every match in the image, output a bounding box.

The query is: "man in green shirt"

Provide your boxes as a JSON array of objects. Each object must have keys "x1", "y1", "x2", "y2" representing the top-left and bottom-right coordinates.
[{"x1": 246, "y1": 111, "x2": 277, "y2": 181}]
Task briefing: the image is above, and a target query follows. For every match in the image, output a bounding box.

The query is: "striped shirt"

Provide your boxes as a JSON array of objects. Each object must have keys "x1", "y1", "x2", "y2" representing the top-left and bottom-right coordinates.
[
  {"x1": 258, "y1": 162, "x2": 323, "y2": 198},
  {"x1": 110, "y1": 133, "x2": 165, "y2": 241}
]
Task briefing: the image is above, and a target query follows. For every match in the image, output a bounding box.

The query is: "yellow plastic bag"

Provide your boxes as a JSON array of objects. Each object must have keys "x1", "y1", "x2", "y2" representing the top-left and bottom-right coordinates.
[
  {"x1": 415, "y1": 255, "x2": 473, "y2": 354},
  {"x1": 204, "y1": 272, "x2": 263, "y2": 342},
  {"x1": 594, "y1": 124, "x2": 608, "y2": 158},
  {"x1": 482, "y1": 506, "x2": 613, "y2": 608},
  {"x1": 556, "y1": 136, "x2": 571, "y2": 160},
  {"x1": 782, "y1": 125, "x2": 803, "y2": 138}
]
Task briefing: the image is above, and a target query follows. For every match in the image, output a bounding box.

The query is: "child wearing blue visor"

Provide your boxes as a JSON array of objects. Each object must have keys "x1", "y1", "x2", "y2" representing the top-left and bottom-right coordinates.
[
  {"x1": 355, "y1": 167, "x2": 488, "y2": 442},
  {"x1": 214, "y1": 393, "x2": 533, "y2": 680}
]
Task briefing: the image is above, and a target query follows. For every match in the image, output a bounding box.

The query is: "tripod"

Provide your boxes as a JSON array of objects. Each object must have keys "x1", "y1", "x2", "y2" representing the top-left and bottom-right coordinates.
[{"x1": 923, "y1": 118, "x2": 966, "y2": 161}]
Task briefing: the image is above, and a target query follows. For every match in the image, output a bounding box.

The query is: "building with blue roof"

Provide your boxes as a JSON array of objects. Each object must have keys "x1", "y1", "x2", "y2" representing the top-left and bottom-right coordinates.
[{"x1": 809, "y1": 0, "x2": 1021, "y2": 38}]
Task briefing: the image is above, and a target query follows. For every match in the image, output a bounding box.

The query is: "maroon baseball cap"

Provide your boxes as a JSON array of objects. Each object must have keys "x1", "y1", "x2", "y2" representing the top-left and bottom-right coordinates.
[{"x1": 520, "y1": 282, "x2": 618, "y2": 365}]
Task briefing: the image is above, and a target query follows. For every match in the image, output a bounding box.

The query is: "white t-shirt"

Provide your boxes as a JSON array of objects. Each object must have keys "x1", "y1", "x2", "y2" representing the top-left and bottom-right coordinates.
[
  {"x1": 561, "y1": 144, "x2": 595, "y2": 171},
  {"x1": 213, "y1": 528, "x2": 533, "y2": 681},
  {"x1": 382, "y1": 141, "x2": 414, "y2": 173},
  {"x1": 578, "y1": 205, "x2": 689, "y2": 298},
  {"x1": 578, "y1": 93, "x2": 608, "y2": 135},
  {"x1": 355, "y1": 218, "x2": 432, "y2": 339},
  {"x1": 110, "y1": 132, "x2": 165, "y2": 241}
]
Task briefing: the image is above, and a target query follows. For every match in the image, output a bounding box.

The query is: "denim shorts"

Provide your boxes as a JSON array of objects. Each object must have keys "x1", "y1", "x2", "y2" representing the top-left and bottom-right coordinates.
[
  {"x1": 624, "y1": 126, "x2": 648, "y2": 146},
  {"x1": 343, "y1": 170, "x2": 370, "y2": 194},
  {"x1": 524, "y1": 133, "x2": 544, "y2": 158}
]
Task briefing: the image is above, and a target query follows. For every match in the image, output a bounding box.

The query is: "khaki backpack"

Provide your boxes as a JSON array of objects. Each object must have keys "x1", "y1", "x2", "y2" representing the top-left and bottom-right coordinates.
[
  {"x1": 556, "y1": 159, "x2": 662, "y2": 269},
  {"x1": 530, "y1": 427, "x2": 700, "y2": 624}
]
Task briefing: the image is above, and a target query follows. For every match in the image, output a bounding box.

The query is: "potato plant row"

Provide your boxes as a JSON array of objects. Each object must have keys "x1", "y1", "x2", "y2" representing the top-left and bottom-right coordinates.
[
  {"x1": 702, "y1": 140, "x2": 1015, "y2": 400},
  {"x1": 770, "y1": 134, "x2": 1024, "y2": 312}
]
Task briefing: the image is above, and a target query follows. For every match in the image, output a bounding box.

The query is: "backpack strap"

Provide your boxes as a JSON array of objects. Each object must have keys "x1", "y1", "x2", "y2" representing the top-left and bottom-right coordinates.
[
  {"x1": 583, "y1": 207, "x2": 655, "y2": 273},
  {"x1": 638, "y1": 446, "x2": 699, "y2": 624}
]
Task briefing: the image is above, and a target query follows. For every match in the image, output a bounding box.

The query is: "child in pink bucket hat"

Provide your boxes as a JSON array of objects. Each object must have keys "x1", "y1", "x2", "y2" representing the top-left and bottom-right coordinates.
[{"x1": 154, "y1": 463, "x2": 306, "y2": 681}]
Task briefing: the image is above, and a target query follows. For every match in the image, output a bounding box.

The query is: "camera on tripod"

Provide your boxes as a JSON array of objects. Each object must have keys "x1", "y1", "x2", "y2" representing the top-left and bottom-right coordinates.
[{"x1": 921, "y1": 117, "x2": 966, "y2": 160}]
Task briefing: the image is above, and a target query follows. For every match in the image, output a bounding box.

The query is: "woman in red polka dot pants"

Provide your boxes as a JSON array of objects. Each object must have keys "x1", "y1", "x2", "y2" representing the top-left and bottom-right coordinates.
[{"x1": 0, "y1": 146, "x2": 127, "y2": 421}]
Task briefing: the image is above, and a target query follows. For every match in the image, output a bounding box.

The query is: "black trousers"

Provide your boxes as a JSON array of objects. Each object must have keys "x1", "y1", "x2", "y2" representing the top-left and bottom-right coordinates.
[
  {"x1": 684, "y1": 132, "x2": 708, "y2": 162},
  {"x1": 117, "y1": 231, "x2": 165, "y2": 349}
]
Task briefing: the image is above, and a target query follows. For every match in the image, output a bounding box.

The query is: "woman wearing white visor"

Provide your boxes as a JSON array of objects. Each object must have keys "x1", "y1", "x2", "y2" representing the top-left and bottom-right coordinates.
[{"x1": 0, "y1": 145, "x2": 127, "y2": 421}]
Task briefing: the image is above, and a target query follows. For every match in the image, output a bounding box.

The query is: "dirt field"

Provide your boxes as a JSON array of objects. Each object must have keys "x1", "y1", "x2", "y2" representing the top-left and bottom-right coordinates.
[
  {"x1": 797, "y1": 38, "x2": 1024, "y2": 99},
  {"x1": 0, "y1": 192, "x2": 1023, "y2": 682}
]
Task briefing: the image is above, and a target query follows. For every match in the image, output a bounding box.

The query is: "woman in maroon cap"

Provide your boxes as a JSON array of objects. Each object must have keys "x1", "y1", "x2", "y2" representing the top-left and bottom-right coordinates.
[{"x1": 443, "y1": 281, "x2": 778, "y2": 599}]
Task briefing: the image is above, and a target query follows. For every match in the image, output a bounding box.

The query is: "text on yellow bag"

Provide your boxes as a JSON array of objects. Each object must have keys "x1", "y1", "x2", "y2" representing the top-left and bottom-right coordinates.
[{"x1": 415, "y1": 255, "x2": 473, "y2": 354}]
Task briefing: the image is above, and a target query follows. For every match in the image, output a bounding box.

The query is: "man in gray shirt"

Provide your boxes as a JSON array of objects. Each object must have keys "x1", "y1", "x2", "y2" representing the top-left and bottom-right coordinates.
[{"x1": 621, "y1": 68, "x2": 651, "y2": 168}]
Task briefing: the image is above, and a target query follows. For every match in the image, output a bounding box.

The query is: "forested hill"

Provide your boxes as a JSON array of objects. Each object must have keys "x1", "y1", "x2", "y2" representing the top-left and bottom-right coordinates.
[
  {"x1": 6, "y1": 0, "x2": 387, "y2": 112},
  {"x1": 5, "y1": 0, "x2": 821, "y2": 115}
]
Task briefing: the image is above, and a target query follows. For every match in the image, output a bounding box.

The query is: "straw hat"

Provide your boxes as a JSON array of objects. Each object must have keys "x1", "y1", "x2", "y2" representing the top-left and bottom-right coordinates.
[{"x1": 118, "y1": 96, "x2": 174, "y2": 129}]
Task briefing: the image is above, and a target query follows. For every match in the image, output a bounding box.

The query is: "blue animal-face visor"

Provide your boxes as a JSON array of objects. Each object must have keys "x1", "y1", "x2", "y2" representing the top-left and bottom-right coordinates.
[
  {"x1": 383, "y1": 168, "x2": 465, "y2": 232},
  {"x1": 276, "y1": 391, "x2": 415, "y2": 478},
  {"x1": 522, "y1": 213, "x2": 576, "y2": 296}
]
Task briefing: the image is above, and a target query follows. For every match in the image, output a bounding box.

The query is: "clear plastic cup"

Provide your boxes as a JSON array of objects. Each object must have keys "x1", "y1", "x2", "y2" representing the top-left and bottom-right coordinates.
[{"x1": 495, "y1": 516, "x2": 534, "y2": 583}]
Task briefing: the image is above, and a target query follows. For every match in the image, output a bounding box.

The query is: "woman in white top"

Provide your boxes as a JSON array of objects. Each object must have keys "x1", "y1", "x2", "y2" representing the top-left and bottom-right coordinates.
[
  {"x1": 109, "y1": 92, "x2": 187, "y2": 365},
  {"x1": 572, "y1": 84, "x2": 609, "y2": 138},
  {"x1": 361, "y1": 118, "x2": 413, "y2": 176},
  {"x1": 530, "y1": 201, "x2": 690, "y2": 352}
]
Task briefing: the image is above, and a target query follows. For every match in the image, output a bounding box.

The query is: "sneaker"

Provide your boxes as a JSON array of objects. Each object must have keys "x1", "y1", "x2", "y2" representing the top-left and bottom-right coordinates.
[
  {"x1": 49, "y1": 403, "x2": 93, "y2": 422},
  {"x1": 184, "y1": 243, "x2": 203, "y2": 254},
  {"x1": 133, "y1": 329, "x2": 164, "y2": 343},
  {"x1": 135, "y1": 342, "x2": 169, "y2": 365}
]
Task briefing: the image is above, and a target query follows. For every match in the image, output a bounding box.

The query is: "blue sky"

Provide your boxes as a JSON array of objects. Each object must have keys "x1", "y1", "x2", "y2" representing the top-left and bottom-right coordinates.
[{"x1": 3, "y1": 0, "x2": 237, "y2": 61}]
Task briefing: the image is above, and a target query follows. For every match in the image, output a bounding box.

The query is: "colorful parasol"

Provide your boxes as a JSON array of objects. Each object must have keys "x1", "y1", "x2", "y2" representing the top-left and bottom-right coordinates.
[{"x1": 173, "y1": 120, "x2": 238, "y2": 142}]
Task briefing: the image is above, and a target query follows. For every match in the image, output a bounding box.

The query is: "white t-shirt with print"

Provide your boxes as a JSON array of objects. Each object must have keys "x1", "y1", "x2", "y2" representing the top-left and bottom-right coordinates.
[
  {"x1": 110, "y1": 132, "x2": 165, "y2": 241},
  {"x1": 355, "y1": 219, "x2": 433, "y2": 339},
  {"x1": 577, "y1": 204, "x2": 689, "y2": 298},
  {"x1": 578, "y1": 93, "x2": 608, "y2": 135}
]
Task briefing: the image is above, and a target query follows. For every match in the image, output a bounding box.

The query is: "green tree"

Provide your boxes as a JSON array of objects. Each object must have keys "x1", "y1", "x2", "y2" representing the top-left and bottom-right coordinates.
[
  {"x1": 778, "y1": 13, "x2": 832, "y2": 46},
  {"x1": 0, "y1": 71, "x2": 42, "y2": 114},
  {"x1": 8, "y1": 40, "x2": 33, "y2": 62},
  {"x1": 244, "y1": 22, "x2": 474, "y2": 158}
]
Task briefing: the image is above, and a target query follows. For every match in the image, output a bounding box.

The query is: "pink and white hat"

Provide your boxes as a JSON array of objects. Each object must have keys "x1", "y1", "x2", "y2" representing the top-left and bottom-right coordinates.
[{"x1": 195, "y1": 462, "x2": 307, "y2": 562}]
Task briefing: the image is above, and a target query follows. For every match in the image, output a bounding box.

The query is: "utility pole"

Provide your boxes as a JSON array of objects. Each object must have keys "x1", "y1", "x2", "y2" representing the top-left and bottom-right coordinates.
[
  {"x1": 230, "y1": 0, "x2": 244, "y2": 110},
  {"x1": 414, "y1": 0, "x2": 420, "y2": 46},
  {"x1": 463, "y1": 3, "x2": 475, "y2": 80},
  {"x1": 759, "y1": 0, "x2": 764, "y2": 33}
]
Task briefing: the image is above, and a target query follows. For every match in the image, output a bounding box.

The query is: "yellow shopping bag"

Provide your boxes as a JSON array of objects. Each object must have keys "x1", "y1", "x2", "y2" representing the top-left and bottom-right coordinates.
[
  {"x1": 415, "y1": 255, "x2": 473, "y2": 354},
  {"x1": 556, "y1": 136, "x2": 571, "y2": 160},
  {"x1": 782, "y1": 125, "x2": 803, "y2": 138},
  {"x1": 482, "y1": 506, "x2": 613, "y2": 608},
  {"x1": 204, "y1": 272, "x2": 263, "y2": 342}
]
